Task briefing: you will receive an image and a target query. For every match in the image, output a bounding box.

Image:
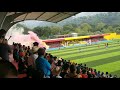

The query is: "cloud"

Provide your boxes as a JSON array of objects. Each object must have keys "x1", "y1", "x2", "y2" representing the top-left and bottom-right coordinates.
[{"x1": 72, "y1": 12, "x2": 107, "y2": 18}]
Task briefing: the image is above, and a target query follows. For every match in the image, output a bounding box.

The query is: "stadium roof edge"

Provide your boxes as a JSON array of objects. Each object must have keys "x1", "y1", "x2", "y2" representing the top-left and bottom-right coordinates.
[{"x1": 0, "y1": 12, "x2": 80, "y2": 31}]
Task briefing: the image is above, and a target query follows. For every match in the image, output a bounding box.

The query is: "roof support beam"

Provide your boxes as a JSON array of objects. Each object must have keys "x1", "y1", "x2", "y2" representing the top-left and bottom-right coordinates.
[
  {"x1": 0, "y1": 12, "x2": 8, "y2": 29},
  {"x1": 62, "y1": 12, "x2": 77, "y2": 15},
  {"x1": 35, "y1": 12, "x2": 46, "y2": 20},
  {"x1": 2, "y1": 12, "x2": 26, "y2": 31},
  {"x1": 23, "y1": 13, "x2": 29, "y2": 21},
  {"x1": 46, "y1": 12, "x2": 61, "y2": 21}
]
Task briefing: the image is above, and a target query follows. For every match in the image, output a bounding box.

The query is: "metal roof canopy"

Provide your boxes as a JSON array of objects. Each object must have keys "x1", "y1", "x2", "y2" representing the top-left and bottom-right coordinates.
[
  {"x1": 0, "y1": 12, "x2": 79, "y2": 31},
  {"x1": 11, "y1": 12, "x2": 78, "y2": 23}
]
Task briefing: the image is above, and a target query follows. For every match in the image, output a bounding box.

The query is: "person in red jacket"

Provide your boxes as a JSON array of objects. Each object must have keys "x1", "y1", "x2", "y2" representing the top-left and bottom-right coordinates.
[{"x1": 81, "y1": 69, "x2": 88, "y2": 78}]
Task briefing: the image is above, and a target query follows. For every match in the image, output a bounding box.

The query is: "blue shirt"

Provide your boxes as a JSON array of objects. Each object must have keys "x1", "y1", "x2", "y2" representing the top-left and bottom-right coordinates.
[{"x1": 36, "y1": 56, "x2": 51, "y2": 76}]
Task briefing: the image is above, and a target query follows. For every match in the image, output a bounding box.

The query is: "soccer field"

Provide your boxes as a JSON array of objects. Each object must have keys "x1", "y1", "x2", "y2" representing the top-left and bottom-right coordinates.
[{"x1": 47, "y1": 40, "x2": 120, "y2": 77}]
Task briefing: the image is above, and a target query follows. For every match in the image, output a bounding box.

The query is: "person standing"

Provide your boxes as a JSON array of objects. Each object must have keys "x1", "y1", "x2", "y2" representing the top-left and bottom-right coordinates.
[
  {"x1": 105, "y1": 43, "x2": 107, "y2": 48},
  {"x1": 107, "y1": 43, "x2": 108, "y2": 48},
  {"x1": 0, "y1": 37, "x2": 12, "y2": 61},
  {"x1": 35, "y1": 48, "x2": 51, "y2": 78},
  {"x1": 0, "y1": 29, "x2": 6, "y2": 38},
  {"x1": 98, "y1": 44, "x2": 100, "y2": 48}
]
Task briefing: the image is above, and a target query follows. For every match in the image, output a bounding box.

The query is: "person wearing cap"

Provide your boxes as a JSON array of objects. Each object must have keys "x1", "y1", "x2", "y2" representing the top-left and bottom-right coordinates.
[
  {"x1": 32, "y1": 42, "x2": 39, "y2": 49},
  {"x1": 35, "y1": 48, "x2": 51, "y2": 78},
  {"x1": 32, "y1": 42, "x2": 39, "y2": 52}
]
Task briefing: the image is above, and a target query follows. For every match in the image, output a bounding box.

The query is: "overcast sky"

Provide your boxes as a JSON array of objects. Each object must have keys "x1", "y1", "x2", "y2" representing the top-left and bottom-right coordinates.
[
  {"x1": 72, "y1": 12, "x2": 107, "y2": 18},
  {"x1": 19, "y1": 12, "x2": 107, "y2": 28}
]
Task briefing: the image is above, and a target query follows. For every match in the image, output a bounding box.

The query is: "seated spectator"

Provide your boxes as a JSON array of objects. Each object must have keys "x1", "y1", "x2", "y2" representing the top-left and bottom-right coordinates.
[
  {"x1": 97, "y1": 71, "x2": 101, "y2": 78},
  {"x1": 13, "y1": 46, "x2": 19, "y2": 62},
  {"x1": 91, "y1": 68, "x2": 95, "y2": 78},
  {"x1": 18, "y1": 59, "x2": 27, "y2": 74},
  {"x1": 65, "y1": 64, "x2": 80, "y2": 78},
  {"x1": 76, "y1": 64, "x2": 81, "y2": 73},
  {"x1": 105, "y1": 72, "x2": 109, "y2": 78},
  {"x1": 101, "y1": 72, "x2": 106, "y2": 78},
  {"x1": 57, "y1": 60, "x2": 62, "y2": 67},
  {"x1": 94, "y1": 69, "x2": 98, "y2": 78},
  {"x1": 2, "y1": 39, "x2": 8, "y2": 44},
  {"x1": 81, "y1": 69, "x2": 88, "y2": 78},
  {"x1": 113, "y1": 75, "x2": 117, "y2": 78},
  {"x1": 52, "y1": 66, "x2": 62, "y2": 78},
  {"x1": 87, "y1": 71, "x2": 93, "y2": 78},
  {"x1": 60, "y1": 63, "x2": 70, "y2": 78},
  {"x1": 0, "y1": 60, "x2": 18, "y2": 78},
  {"x1": 84, "y1": 64, "x2": 86, "y2": 67},
  {"x1": 109, "y1": 74, "x2": 113, "y2": 78}
]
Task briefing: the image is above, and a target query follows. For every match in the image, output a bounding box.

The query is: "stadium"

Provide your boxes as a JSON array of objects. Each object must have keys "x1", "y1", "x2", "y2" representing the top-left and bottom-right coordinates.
[
  {"x1": 0, "y1": 12, "x2": 120, "y2": 78},
  {"x1": 47, "y1": 33, "x2": 120, "y2": 77}
]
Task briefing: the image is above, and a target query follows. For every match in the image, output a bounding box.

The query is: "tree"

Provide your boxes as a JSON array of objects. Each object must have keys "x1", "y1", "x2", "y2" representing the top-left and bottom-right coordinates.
[
  {"x1": 94, "y1": 31, "x2": 102, "y2": 34},
  {"x1": 50, "y1": 26, "x2": 62, "y2": 35},
  {"x1": 63, "y1": 24, "x2": 75, "y2": 34},
  {"x1": 80, "y1": 23, "x2": 92, "y2": 35},
  {"x1": 114, "y1": 27, "x2": 120, "y2": 34},
  {"x1": 96, "y1": 22, "x2": 106, "y2": 31},
  {"x1": 33, "y1": 27, "x2": 46, "y2": 39},
  {"x1": 80, "y1": 23, "x2": 92, "y2": 33},
  {"x1": 15, "y1": 23, "x2": 31, "y2": 34},
  {"x1": 107, "y1": 26, "x2": 114, "y2": 33},
  {"x1": 74, "y1": 28, "x2": 81, "y2": 33},
  {"x1": 102, "y1": 28, "x2": 111, "y2": 33}
]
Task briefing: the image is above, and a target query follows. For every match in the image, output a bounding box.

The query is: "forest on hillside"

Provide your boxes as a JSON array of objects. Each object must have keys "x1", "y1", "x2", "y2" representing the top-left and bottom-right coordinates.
[{"x1": 15, "y1": 12, "x2": 120, "y2": 39}]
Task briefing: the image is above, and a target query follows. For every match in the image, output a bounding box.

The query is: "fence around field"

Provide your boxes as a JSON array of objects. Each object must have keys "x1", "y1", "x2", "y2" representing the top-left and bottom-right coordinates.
[{"x1": 47, "y1": 40, "x2": 112, "y2": 52}]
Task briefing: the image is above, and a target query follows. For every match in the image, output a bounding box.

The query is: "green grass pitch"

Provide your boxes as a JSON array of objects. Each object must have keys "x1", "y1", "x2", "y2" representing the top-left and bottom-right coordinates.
[{"x1": 47, "y1": 39, "x2": 120, "y2": 77}]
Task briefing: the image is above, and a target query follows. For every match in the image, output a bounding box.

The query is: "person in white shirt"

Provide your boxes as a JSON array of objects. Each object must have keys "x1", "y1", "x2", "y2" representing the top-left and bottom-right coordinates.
[
  {"x1": 28, "y1": 46, "x2": 39, "y2": 69},
  {"x1": 52, "y1": 66, "x2": 62, "y2": 78}
]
